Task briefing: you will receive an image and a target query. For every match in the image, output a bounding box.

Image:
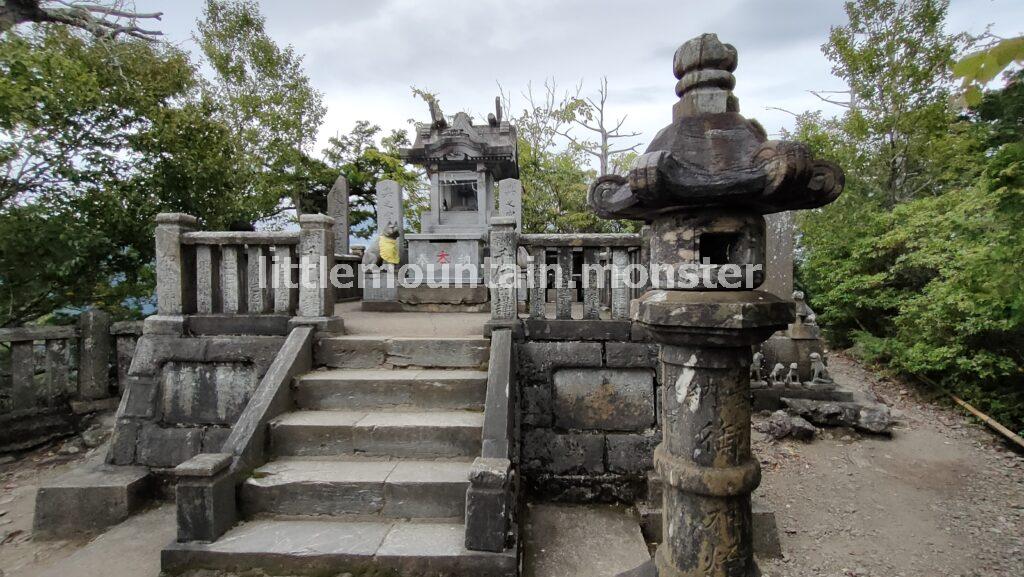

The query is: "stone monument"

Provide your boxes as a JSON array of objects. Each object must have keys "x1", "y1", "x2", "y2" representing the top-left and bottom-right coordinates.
[
  {"x1": 398, "y1": 97, "x2": 520, "y2": 309},
  {"x1": 590, "y1": 34, "x2": 844, "y2": 577}
]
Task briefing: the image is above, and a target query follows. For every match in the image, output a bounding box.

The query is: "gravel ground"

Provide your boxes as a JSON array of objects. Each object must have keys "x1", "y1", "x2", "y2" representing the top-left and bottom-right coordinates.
[{"x1": 755, "y1": 352, "x2": 1024, "y2": 577}]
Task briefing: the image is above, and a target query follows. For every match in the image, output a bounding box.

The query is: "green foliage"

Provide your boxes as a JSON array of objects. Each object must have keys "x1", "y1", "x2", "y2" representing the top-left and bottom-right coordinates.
[
  {"x1": 196, "y1": 0, "x2": 326, "y2": 223},
  {"x1": 321, "y1": 121, "x2": 425, "y2": 238},
  {"x1": 0, "y1": 27, "x2": 248, "y2": 325},
  {"x1": 798, "y1": 0, "x2": 1024, "y2": 432},
  {"x1": 954, "y1": 36, "x2": 1024, "y2": 106}
]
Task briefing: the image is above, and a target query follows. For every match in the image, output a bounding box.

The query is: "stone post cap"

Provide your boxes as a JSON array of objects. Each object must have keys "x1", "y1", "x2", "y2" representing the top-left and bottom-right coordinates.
[
  {"x1": 490, "y1": 216, "x2": 517, "y2": 227},
  {"x1": 174, "y1": 452, "x2": 232, "y2": 477},
  {"x1": 469, "y1": 457, "x2": 511, "y2": 487},
  {"x1": 375, "y1": 179, "x2": 401, "y2": 191},
  {"x1": 673, "y1": 33, "x2": 738, "y2": 78},
  {"x1": 155, "y1": 213, "x2": 198, "y2": 226},
  {"x1": 298, "y1": 213, "x2": 335, "y2": 227}
]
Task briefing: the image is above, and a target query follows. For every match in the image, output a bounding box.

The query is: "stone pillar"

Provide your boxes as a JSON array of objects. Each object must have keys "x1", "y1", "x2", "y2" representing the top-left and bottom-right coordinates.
[
  {"x1": 486, "y1": 216, "x2": 519, "y2": 336},
  {"x1": 498, "y1": 178, "x2": 523, "y2": 232},
  {"x1": 292, "y1": 214, "x2": 344, "y2": 333},
  {"x1": 151, "y1": 213, "x2": 197, "y2": 334},
  {"x1": 78, "y1": 309, "x2": 112, "y2": 400},
  {"x1": 762, "y1": 212, "x2": 794, "y2": 299},
  {"x1": 376, "y1": 179, "x2": 404, "y2": 263},
  {"x1": 476, "y1": 163, "x2": 489, "y2": 227},
  {"x1": 328, "y1": 174, "x2": 350, "y2": 256}
]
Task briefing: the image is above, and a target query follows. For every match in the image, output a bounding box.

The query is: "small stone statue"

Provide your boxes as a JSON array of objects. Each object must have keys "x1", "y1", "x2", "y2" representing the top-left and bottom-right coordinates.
[
  {"x1": 769, "y1": 362, "x2": 786, "y2": 387},
  {"x1": 793, "y1": 290, "x2": 813, "y2": 325},
  {"x1": 750, "y1": 350, "x2": 764, "y2": 381},
  {"x1": 786, "y1": 362, "x2": 801, "y2": 387},
  {"x1": 809, "y1": 352, "x2": 832, "y2": 384}
]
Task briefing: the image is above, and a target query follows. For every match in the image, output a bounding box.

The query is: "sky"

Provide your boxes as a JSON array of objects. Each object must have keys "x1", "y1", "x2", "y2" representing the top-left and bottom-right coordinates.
[{"x1": 133, "y1": 0, "x2": 1024, "y2": 167}]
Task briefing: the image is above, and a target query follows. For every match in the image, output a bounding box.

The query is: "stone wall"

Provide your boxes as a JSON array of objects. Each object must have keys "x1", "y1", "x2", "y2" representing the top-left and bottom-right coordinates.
[
  {"x1": 517, "y1": 320, "x2": 661, "y2": 502},
  {"x1": 108, "y1": 334, "x2": 285, "y2": 469}
]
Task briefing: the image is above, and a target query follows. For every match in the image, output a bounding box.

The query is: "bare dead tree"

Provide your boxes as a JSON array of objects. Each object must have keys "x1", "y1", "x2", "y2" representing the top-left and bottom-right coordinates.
[
  {"x1": 0, "y1": 0, "x2": 163, "y2": 40},
  {"x1": 557, "y1": 76, "x2": 641, "y2": 175},
  {"x1": 808, "y1": 88, "x2": 859, "y2": 110}
]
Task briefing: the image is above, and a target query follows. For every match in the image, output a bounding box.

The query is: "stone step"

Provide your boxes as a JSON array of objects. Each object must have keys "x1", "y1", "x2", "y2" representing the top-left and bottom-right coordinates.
[
  {"x1": 241, "y1": 458, "x2": 471, "y2": 519},
  {"x1": 162, "y1": 518, "x2": 517, "y2": 577},
  {"x1": 316, "y1": 336, "x2": 490, "y2": 369},
  {"x1": 270, "y1": 410, "x2": 484, "y2": 458},
  {"x1": 295, "y1": 369, "x2": 487, "y2": 411}
]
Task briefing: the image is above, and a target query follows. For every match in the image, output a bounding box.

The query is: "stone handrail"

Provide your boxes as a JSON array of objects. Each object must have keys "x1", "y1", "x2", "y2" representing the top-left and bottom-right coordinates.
[
  {"x1": 0, "y1": 311, "x2": 112, "y2": 415},
  {"x1": 154, "y1": 213, "x2": 338, "y2": 329},
  {"x1": 465, "y1": 327, "x2": 514, "y2": 553},
  {"x1": 489, "y1": 226, "x2": 646, "y2": 324},
  {"x1": 173, "y1": 325, "x2": 314, "y2": 543}
]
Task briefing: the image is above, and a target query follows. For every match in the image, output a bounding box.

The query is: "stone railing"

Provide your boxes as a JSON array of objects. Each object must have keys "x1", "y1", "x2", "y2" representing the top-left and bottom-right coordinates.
[
  {"x1": 488, "y1": 218, "x2": 646, "y2": 333},
  {"x1": 465, "y1": 328, "x2": 515, "y2": 552},
  {"x1": 0, "y1": 311, "x2": 141, "y2": 452},
  {"x1": 153, "y1": 213, "x2": 340, "y2": 335}
]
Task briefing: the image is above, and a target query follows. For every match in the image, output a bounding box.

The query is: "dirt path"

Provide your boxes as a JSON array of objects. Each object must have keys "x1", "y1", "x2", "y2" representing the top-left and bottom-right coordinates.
[{"x1": 755, "y1": 353, "x2": 1024, "y2": 577}]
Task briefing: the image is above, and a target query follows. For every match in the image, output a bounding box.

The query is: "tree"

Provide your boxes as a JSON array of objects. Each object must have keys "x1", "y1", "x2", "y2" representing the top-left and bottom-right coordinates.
[
  {"x1": 0, "y1": 0, "x2": 163, "y2": 39},
  {"x1": 823, "y1": 0, "x2": 971, "y2": 206},
  {"x1": 502, "y1": 79, "x2": 636, "y2": 233},
  {"x1": 557, "y1": 77, "x2": 641, "y2": 176},
  {"x1": 0, "y1": 27, "x2": 246, "y2": 326},
  {"x1": 196, "y1": 0, "x2": 325, "y2": 224},
  {"x1": 321, "y1": 121, "x2": 425, "y2": 238},
  {"x1": 954, "y1": 35, "x2": 1024, "y2": 106}
]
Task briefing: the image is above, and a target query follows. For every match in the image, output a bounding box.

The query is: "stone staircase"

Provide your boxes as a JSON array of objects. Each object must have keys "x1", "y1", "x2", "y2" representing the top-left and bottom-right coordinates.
[{"x1": 163, "y1": 336, "x2": 517, "y2": 577}]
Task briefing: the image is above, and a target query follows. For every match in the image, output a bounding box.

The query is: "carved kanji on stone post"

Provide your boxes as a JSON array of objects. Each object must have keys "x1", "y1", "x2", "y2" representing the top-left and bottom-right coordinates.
[{"x1": 592, "y1": 34, "x2": 844, "y2": 577}]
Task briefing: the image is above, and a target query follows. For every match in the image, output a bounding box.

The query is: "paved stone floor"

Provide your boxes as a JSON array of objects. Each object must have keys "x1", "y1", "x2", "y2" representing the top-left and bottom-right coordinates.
[{"x1": 521, "y1": 503, "x2": 650, "y2": 577}]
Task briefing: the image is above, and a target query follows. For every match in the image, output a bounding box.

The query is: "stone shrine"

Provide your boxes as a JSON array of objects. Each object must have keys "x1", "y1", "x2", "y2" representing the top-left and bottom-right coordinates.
[{"x1": 401, "y1": 97, "x2": 520, "y2": 290}]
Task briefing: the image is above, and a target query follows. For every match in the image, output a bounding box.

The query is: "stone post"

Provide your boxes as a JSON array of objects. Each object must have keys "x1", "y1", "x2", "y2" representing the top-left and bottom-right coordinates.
[
  {"x1": 292, "y1": 214, "x2": 345, "y2": 333},
  {"x1": 327, "y1": 174, "x2": 350, "y2": 256},
  {"x1": 762, "y1": 212, "x2": 794, "y2": 299},
  {"x1": 486, "y1": 216, "x2": 519, "y2": 336},
  {"x1": 589, "y1": 34, "x2": 845, "y2": 577},
  {"x1": 498, "y1": 178, "x2": 523, "y2": 232},
  {"x1": 375, "y1": 179, "x2": 404, "y2": 263},
  {"x1": 78, "y1": 309, "x2": 112, "y2": 400},
  {"x1": 151, "y1": 213, "x2": 197, "y2": 334}
]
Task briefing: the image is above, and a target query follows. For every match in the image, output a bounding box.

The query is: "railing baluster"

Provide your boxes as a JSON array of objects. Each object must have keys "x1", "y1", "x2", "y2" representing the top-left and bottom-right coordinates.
[
  {"x1": 11, "y1": 341, "x2": 35, "y2": 410},
  {"x1": 611, "y1": 247, "x2": 630, "y2": 320},
  {"x1": 529, "y1": 246, "x2": 546, "y2": 319},
  {"x1": 246, "y1": 245, "x2": 269, "y2": 313},
  {"x1": 45, "y1": 339, "x2": 69, "y2": 404},
  {"x1": 273, "y1": 245, "x2": 294, "y2": 314},
  {"x1": 195, "y1": 244, "x2": 219, "y2": 314},
  {"x1": 556, "y1": 246, "x2": 573, "y2": 320},
  {"x1": 220, "y1": 245, "x2": 245, "y2": 314},
  {"x1": 582, "y1": 247, "x2": 600, "y2": 320}
]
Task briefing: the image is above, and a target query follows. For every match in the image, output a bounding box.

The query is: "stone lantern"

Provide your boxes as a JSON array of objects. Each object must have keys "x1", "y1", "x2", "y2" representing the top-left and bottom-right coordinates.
[{"x1": 590, "y1": 34, "x2": 844, "y2": 577}]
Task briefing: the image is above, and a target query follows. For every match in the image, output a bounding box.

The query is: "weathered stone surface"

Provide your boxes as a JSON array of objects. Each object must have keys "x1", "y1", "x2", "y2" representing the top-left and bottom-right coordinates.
[
  {"x1": 756, "y1": 410, "x2": 817, "y2": 441},
  {"x1": 782, "y1": 398, "x2": 894, "y2": 434},
  {"x1": 524, "y1": 319, "x2": 632, "y2": 342},
  {"x1": 606, "y1": 431, "x2": 660, "y2": 473},
  {"x1": 481, "y1": 329, "x2": 513, "y2": 459},
  {"x1": 33, "y1": 462, "x2": 151, "y2": 539},
  {"x1": 751, "y1": 383, "x2": 856, "y2": 411},
  {"x1": 175, "y1": 452, "x2": 232, "y2": 477},
  {"x1": 79, "y1": 309, "x2": 113, "y2": 400},
  {"x1": 605, "y1": 342, "x2": 659, "y2": 368},
  {"x1": 106, "y1": 419, "x2": 140, "y2": 465},
  {"x1": 202, "y1": 426, "x2": 232, "y2": 452},
  {"x1": 517, "y1": 341, "x2": 603, "y2": 384},
  {"x1": 186, "y1": 314, "x2": 291, "y2": 336},
  {"x1": 522, "y1": 429, "x2": 604, "y2": 475},
  {"x1": 466, "y1": 457, "x2": 512, "y2": 552},
  {"x1": 177, "y1": 469, "x2": 236, "y2": 542},
  {"x1": 398, "y1": 285, "x2": 489, "y2": 305},
  {"x1": 522, "y1": 504, "x2": 650, "y2": 577},
  {"x1": 388, "y1": 337, "x2": 489, "y2": 368},
  {"x1": 553, "y1": 368, "x2": 655, "y2": 431},
  {"x1": 0, "y1": 407, "x2": 77, "y2": 454},
  {"x1": 160, "y1": 361, "x2": 258, "y2": 425},
  {"x1": 521, "y1": 385, "x2": 553, "y2": 427},
  {"x1": 328, "y1": 174, "x2": 350, "y2": 255},
  {"x1": 136, "y1": 424, "x2": 202, "y2": 468},
  {"x1": 315, "y1": 336, "x2": 387, "y2": 369}
]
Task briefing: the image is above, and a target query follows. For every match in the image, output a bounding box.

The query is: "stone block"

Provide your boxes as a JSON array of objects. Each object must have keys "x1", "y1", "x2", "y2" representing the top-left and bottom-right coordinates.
[
  {"x1": 121, "y1": 377, "x2": 159, "y2": 418},
  {"x1": 465, "y1": 458, "x2": 511, "y2": 552},
  {"x1": 552, "y1": 368, "x2": 655, "y2": 431},
  {"x1": 316, "y1": 336, "x2": 387, "y2": 369},
  {"x1": 606, "y1": 430, "x2": 660, "y2": 474},
  {"x1": 33, "y1": 462, "x2": 151, "y2": 539},
  {"x1": 605, "y1": 342, "x2": 659, "y2": 368},
  {"x1": 388, "y1": 337, "x2": 489, "y2": 368},
  {"x1": 160, "y1": 361, "x2": 257, "y2": 425},
  {"x1": 106, "y1": 419, "x2": 140, "y2": 465},
  {"x1": 136, "y1": 424, "x2": 202, "y2": 468},
  {"x1": 523, "y1": 319, "x2": 632, "y2": 341},
  {"x1": 522, "y1": 429, "x2": 604, "y2": 475},
  {"x1": 177, "y1": 471, "x2": 237, "y2": 543},
  {"x1": 517, "y1": 341, "x2": 603, "y2": 384},
  {"x1": 521, "y1": 385, "x2": 552, "y2": 427},
  {"x1": 202, "y1": 426, "x2": 232, "y2": 452}
]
